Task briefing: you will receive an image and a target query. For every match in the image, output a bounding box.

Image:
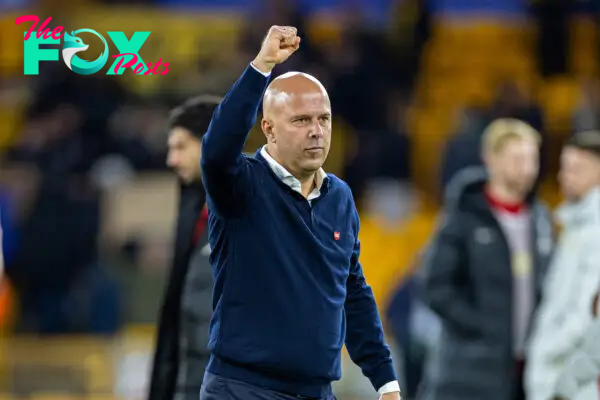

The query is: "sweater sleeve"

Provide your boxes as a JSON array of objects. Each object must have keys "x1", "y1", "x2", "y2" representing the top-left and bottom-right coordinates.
[
  {"x1": 200, "y1": 64, "x2": 270, "y2": 217},
  {"x1": 344, "y1": 205, "x2": 398, "y2": 392}
]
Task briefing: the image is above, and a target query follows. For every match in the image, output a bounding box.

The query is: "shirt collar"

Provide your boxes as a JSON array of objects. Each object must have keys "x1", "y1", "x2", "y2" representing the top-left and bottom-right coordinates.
[
  {"x1": 259, "y1": 145, "x2": 327, "y2": 196},
  {"x1": 556, "y1": 186, "x2": 600, "y2": 227}
]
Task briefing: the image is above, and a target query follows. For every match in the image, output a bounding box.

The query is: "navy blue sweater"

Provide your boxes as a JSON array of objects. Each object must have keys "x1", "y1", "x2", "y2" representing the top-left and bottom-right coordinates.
[{"x1": 201, "y1": 65, "x2": 396, "y2": 397}]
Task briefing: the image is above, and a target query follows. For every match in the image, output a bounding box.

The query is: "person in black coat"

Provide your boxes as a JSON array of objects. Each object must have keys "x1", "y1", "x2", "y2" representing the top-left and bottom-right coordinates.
[
  {"x1": 148, "y1": 95, "x2": 221, "y2": 400},
  {"x1": 419, "y1": 119, "x2": 555, "y2": 400}
]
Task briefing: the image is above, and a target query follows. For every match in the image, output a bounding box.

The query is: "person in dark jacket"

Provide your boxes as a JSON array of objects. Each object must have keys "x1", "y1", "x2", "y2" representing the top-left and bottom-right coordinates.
[
  {"x1": 419, "y1": 118, "x2": 555, "y2": 400},
  {"x1": 148, "y1": 95, "x2": 222, "y2": 400}
]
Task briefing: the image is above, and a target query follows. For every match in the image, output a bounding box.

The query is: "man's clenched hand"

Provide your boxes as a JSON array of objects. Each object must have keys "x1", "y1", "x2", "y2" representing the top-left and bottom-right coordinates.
[{"x1": 252, "y1": 25, "x2": 300, "y2": 74}]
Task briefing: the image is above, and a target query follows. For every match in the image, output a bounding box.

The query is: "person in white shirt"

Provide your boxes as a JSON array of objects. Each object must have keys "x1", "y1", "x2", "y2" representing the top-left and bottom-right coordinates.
[{"x1": 526, "y1": 130, "x2": 600, "y2": 400}]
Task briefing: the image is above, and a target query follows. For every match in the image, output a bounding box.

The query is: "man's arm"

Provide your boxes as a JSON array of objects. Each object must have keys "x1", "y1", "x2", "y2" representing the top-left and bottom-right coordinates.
[
  {"x1": 552, "y1": 319, "x2": 600, "y2": 399},
  {"x1": 420, "y1": 212, "x2": 482, "y2": 337},
  {"x1": 200, "y1": 64, "x2": 270, "y2": 217},
  {"x1": 200, "y1": 25, "x2": 299, "y2": 217},
  {"x1": 344, "y1": 206, "x2": 400, "y2": 397}
]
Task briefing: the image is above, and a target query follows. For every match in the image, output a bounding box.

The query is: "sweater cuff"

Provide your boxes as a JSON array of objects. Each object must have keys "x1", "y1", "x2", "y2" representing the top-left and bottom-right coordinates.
[
  {"x1": 250, "y1": 62, "x2": 272, "y2": 77},
  {"x1": 378, "y1": 380, "x2": 401, "y2": 395},
  {"x1": 370, "y1": 361, "x2": 398, "y2": 394}
]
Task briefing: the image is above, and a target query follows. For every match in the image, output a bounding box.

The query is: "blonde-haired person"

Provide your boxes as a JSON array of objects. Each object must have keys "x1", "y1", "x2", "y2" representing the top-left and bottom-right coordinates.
[
  {"x1": 480, "y1": 118, "x2": 542, "y2": 155},
  {"x1": 420, "y1": 118, "x2": 554, "y2": 400}
]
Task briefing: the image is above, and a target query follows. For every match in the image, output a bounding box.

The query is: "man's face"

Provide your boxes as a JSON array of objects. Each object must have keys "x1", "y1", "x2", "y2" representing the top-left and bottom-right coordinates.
[
  {"x1": 166, "y1": 127, "x2": 201, "y2": 183},
  {"x1": 264, "y1": 90, "x2": 332, "y2": 176},
  {"x1": 487, "y1": 137, "x2": 539, "y2": 197},
  {"x1": 559, "y1": 146, "x2": 600, "y2": 200}
]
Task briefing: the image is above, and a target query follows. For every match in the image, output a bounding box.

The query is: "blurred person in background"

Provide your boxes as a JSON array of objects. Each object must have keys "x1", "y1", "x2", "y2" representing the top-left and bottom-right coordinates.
[
  {"x1": 441, "y1": 82, "x2": 545, "y2": 191},
  {"x1": 526, "y1": 131, "x2": 600, "y2": 400},
  {"x1": 386, "y1": 252, "x2": 440, "y2": 399},
  {"x1": 148, "y1": 95, "x2": 221, "y2": 400},
  {"x1": 573, "y1": 79, "x2": 600, "y2": 133},
  {"x1": 419, "y1": 119, "x2": 554, "y2": 400},
  {"x1": 3, "y1": 100, "x2": 121, "y2": 335}
]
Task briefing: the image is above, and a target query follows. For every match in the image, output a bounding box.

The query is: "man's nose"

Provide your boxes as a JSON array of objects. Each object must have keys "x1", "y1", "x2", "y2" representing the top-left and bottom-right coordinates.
[
  {"x1": 166, "y1": 153, "x2": 177, "y2": 167},
  {"x1": 309, "y1": 120, "x2": 324, "y2": 138}
]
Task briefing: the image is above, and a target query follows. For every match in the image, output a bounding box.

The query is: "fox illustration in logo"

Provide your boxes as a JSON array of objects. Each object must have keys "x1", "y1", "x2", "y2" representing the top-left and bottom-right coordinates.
[{"x1": 62, "y1": 29, "x2": 109, "y2": 75}]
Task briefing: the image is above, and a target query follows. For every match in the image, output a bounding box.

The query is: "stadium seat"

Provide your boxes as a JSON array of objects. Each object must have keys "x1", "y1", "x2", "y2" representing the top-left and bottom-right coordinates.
[
  {"x1": 359, "y1": 209, "x2": 437, "y2": 309},
  {"x1": 538, "y1": 77, "x2": 581, "y2": 134},
  {"x1": 569, "y1": 15, "x2": 598, "y2": 77},
  {"x1": 409, "y1": 17, "x2": 539, "y2": 200},
  {"x1": 0, "y1": 106, "x2": 20, "y2": 150},
  {"x1": 30, "y1": 393, "x2": 80, "y2": 400},
  {"x1": 0, "y1": 12, "x2": 25, "y2": 78}
]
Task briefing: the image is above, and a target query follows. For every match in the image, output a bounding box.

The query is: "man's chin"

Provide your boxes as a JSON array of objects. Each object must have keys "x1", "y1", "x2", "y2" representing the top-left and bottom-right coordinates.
[
  {"x1": 511, "y1": 182, "x2": 534, "y2": 198},
  {"x1": 177, "y1": 173, "x2": 192, "y2": 183},
  {"x1": 302, "y1": 159, "x2": 325, "y2": 172}
]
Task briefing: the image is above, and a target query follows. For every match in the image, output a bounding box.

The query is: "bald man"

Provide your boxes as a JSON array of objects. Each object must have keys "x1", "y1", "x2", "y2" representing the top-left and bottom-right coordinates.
[{"x1": 199, "y1": 26, "x2": 400, "y2": 400}]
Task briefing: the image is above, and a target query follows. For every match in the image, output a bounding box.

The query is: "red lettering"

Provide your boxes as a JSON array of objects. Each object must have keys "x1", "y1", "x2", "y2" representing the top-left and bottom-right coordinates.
[
  {"x1": 15, "y1": 15, "x2": 64, "y2": 41},
  {"x1": 112, "y1": 53, "x2": 139, "y2": 74},
  {"x1": 143, "y1": 63, "x2": 154, "y2": 75},
  {"x1": 15, "y1": 15, "x2": 39, "y2": 41},
  {"x1": 35, "y1": 17, "x2": 52, "y2": 39},
  {"x1": 160, "y1": 63, "x2": 171, "y2": 75},
  {"x1": 133, "y1": 62, "x2": 145, "y2": 75},
  {"x1": 51, "y1": 26, "x2": 63, "y2": 40},
  {"x1": 150, "y1": 58, "x2": 164, "y2": 75}
]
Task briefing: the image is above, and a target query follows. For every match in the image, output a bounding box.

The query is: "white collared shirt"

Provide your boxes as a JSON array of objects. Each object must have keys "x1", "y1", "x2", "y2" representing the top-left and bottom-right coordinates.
[{"x1": 260, "y1": 145, "x2": 327, "y2": 203}]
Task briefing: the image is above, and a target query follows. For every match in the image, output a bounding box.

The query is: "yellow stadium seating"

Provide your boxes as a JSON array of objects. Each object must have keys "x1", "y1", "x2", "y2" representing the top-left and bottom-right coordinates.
[
  {"x1": 306, "y1": 14, "x2": 342, "y2": 48},
  {"x1": 30, "y1": 394, "x2": 80, "y2": 400},
  {"x1": 538, "y1": 76, "x2": 582, "y2": 134},
  {"x1": 359, "y1": 210, "x2": 437, "y2": 310},
  {"x1": 0, "y1": 12, "x2": 25, "y2": 78},
  {"x1": 409, "y1": 18, "x2": 546, "y2": 200},
  {"x1": 569, "y1": 15, "x2": 599, "y2": 77}
]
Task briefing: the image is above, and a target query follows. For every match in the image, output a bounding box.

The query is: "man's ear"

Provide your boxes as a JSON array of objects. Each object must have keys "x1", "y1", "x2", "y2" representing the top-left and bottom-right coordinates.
[
  {"x1": 261, "y1": 118, "x2": 275, "y2": 143},
  {"x1": 481, "y1": 151, "x2": 492, "y2": 169}
]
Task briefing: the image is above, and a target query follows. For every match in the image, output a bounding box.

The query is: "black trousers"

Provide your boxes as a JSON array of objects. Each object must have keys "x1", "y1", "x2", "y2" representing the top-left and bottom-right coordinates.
[
  {"x1": 200, "y1": 373, "x2": 336, "y2": 400},
  {"x1": 514, "y1": 359, "x2": 525, "y2": 400}
]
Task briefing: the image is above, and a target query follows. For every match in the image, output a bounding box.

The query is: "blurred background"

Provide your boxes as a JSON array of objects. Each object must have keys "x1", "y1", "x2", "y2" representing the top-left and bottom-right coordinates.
[{"x1": 0, "y1": 0, "x2": 598, "y2": 398}]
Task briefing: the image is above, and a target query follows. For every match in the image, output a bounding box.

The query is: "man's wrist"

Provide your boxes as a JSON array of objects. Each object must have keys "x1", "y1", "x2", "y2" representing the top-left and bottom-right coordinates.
[
  {"x1": 251, "y1": 59, "x2": 274, "y2": 76},
  {"x1": 378, "y1": 380, "x2": 400, "y2": 395}
]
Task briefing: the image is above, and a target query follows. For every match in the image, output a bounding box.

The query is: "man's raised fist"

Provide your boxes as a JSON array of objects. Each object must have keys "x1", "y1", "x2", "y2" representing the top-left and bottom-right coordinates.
[{"x1": 252, "y1": 26, "x2": 300, "y2": 74}]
